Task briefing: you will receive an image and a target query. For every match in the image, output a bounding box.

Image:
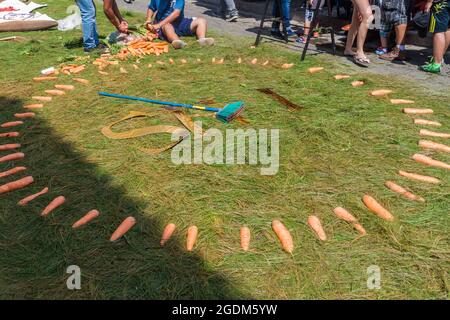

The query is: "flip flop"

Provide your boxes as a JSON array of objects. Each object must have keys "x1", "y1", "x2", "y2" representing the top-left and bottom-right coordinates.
[{"x1": 353, "y1": 55, "x2": 370, "y2": 68}]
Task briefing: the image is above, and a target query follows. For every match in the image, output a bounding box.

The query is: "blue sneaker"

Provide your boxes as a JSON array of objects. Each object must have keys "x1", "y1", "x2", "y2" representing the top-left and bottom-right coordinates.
[
  {"x1": 375, "y1": 47, "x2": 388, "y2": 55},
  {"x1": 285, "y1": 28, "x2": 296, "y2": 37}
]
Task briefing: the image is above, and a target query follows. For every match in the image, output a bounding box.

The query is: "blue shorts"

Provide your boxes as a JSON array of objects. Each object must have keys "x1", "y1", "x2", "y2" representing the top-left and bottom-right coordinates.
[{"x1": 158, "y1": 18, "x2": 195, "y2": 40}]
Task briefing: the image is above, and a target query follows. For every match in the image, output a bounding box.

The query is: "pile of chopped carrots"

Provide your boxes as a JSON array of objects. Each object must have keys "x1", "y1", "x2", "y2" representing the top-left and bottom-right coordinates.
[{"x1": 117, "y1": 38, "x2": 170, "y2": 59}]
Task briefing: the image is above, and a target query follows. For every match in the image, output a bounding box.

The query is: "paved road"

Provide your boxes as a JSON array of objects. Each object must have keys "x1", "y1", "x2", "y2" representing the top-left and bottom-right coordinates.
[{"x1": 118, "y1": 0, "x2": 450, "y2": 92}]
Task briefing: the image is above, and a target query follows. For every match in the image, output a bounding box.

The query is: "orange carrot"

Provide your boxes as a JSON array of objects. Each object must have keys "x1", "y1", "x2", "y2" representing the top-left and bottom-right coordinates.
[
  {"x1": 334, "y1": 74, "x2": 350, "y2": 80},
  {"x1": 169, "y1": 58, "x2": 175, "y2": 64},
  {"x1": 33, "y1": 76, "x2": 57, "y2": 82},
  {"x1": 72, "y1": 209, "x2": 100, "y2": 228},
  {"x1": 70, "y1": 65, "x2": 85, "y2": 74},
  {"x1": 403, "y1": 108, "x2": 433, "y2": 114},
  {"x1": 72, "y1": 78, "x2": 90, "y2": 85},
  {"x1": 32, "y1": 96, "x2": 52, "y2": 102},
  {"x1": 0, "y1": 166, "x2": 26, "y2": 178},
  {"x1": 0, "y1": 152, "x2": 24, "y2": 163},
  {"x1": 237, "y1": 57, "x2": 242, "y2": 64},
  {"x1": 160, "y1": 223, "x2": 176, "y2": 246},
  {"x1": 271, "y1": 220, "x2": 294, "y2": 253},
  {"x1": 370, "y1": 89, "x2": 392, "y2": 96},
  {"x1": 186, "y1": 225, "x2": 198, "y2": 251},
  {"x1": 17, "y1": 187, "x2": 48, "y2": 206},
  {"x1": 351, "y1": 81, "x2": 364, "y2": 87},
  {"x1": 307, "y1": 215, "x2": 327, "y2": 241},
  {"x1": 251, "y1": 58, "x2": 258, "y2": 65},
  {"x1": 412, "y1": 153, "x2": 450, "y2": 170},
  {"x1": 1, "y1": 121, "x2": 23, "y2": 128},
  {"x1": 414, "y1": 119, "x2": 441, "y2": 127},
  {"x1": 390, "y1": 99, "x2": 414, "y2": 104},
  {"x1": 281, "y1": 63, "x2": 294, "y2": 69},
  {"x1": 0, "y1": 132, "x2": 19, "y2": 138},
  {"x1": 14, "y1": 112, "x2": 35, "y2": 119},
  {"x1": 362, "y1": 195, "x2": 395, "y2": 221},
  {"x1": 55, "y1": 84, "x2": 75, "y2": 91},
  {"x1": 308, "y1": 67, "x2": 324, "y2": 74},
  {"x1": 262, "y1": 60, "x2": 269, "y2": 66},
  {"x1": 333, "y1": 207, "x2": 357, "y2": 223},
  {"x1": 0, "y1": 176, "x2": 33, "y2": 194},
  {"x1": 24, "y1": 104, "x2": 44, "y2": 110},
  {"x1": 45, "y1": 89, "x2": 65, "y2": 96},
  {"x1": 240, "y1": 226, "x2": 251, "y2": 251},
  {"x1": 216, "y1": 58, "x2": 224, "y2": 64},
  {"x1": 110, "y1": 216, "x2": 136, "y2": 241},
  {"x1": 419, "y1": 129, "x2": 450, "y2": 139},
  {"x1": 352, "y1": 223, "x2": 367, "y2": 236},
  {"x1": 398, "y1": 170, "x2": 441, "y2": 184},
  {"x1": 0, "y1": 143, "x2": 21, "y2": 151},
  {"x1": 418, "y1": 140, "x2": 450, "y2": 153},
  {"x1": 41, "y1": 196, "x2": 66, "y2": 216},
  {"x1": 180, "y1": 59, "x2": 187, "y2": 64},
  {"x1": 384, "y1": 181, "x2": 425, "y2": 202}
]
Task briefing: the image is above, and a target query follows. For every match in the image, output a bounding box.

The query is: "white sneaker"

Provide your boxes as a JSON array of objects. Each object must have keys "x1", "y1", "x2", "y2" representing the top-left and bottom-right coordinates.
[
  {"x1": 198, "y1": 37, "x2": 215, "y2": 46},
  {"x1": 172, "y1": 39, "x2": 187, "y2": 49}
]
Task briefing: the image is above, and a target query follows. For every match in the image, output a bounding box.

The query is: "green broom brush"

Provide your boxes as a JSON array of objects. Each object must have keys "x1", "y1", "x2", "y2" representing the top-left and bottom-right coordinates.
[{"x1": 98, "y1": 92, "x2": 244, "y2": 123}]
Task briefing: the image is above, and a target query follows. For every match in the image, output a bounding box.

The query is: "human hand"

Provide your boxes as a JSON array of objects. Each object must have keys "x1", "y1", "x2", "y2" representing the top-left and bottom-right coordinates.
[{"x1": 118, "y1": 20, "x2": 129, "y2": 33}]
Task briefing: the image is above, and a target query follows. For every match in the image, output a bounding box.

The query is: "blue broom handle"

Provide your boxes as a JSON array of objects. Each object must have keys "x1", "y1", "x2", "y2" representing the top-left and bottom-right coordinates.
[{"x1": 98, "y1": 91, "x2": 221, "y2": 112}]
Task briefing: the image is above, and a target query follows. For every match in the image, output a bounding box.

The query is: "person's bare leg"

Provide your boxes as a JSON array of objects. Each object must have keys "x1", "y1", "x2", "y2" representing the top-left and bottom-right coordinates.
[
  {"x1": 191, "y1": 18, "x2": 215, "y2": 46},
  {"x1": 380, "y1": 35, "x2": 389, "y2": 49},
  {"x1": 444, "y1": 29, "x2": 450, "y2": 54},
  {"x1": 354, "y1": 0, "x2": 374, "y2": 61},
  {"x1": 345, "y1": 5, "x2": 361, "y2": 55},
  {"x1": 433, "y1": 32, "x2": 446, "y2": 64},
  {"x1": 394, "y1": 24, "x2": 407, "y2": 45},
  {"x1": 161, "y1": 23, "x2": 186, "y2": 49}
]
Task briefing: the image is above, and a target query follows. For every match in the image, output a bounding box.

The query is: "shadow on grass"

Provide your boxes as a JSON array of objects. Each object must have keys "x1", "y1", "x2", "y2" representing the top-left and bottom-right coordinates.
[{"x1": 0, "y1": 96, "x2": 245, "y2": 299}]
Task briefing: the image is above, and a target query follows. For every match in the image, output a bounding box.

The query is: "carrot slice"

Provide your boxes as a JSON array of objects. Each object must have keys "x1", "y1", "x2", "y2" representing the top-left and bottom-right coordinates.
[
  {"x1": 55, "y1": 84, "x2": 75, "y2": 91},
  {"x1": 398, "y1": 170, "x2": 441, "y2": 184},
  {"x1": 1, "y1": 121, "x2": 23, "y2": 128},
  {"x1": 307, "y1": 215, "x2": 327, "y2": 241},
  {"x1": 271, "y1": 220, "x2": 294, "y2": 253},
  {"x1": 251, "y1": 58, "x2": 258, "y2": 65},
  {"x1": 333, "y1": 207, "x2": 357, "y2": 223},
  {"x1": 0, "y1": 166, "x2": 26, "y2": 178},
  {"x1": 334, "y1": 74, "x2": 350, "y2": 80},
  {"x1": 33, "y1": 76, "x2": 57, "y2": 82},
  {"x1": 14, "y1": 113, "x2": 35, "y2": 119},
  {"x1": 0, "y1": 152, "x2": 24, "y2": 163},
  {"x1": 160, "y1": 223, "x2": 176, "y2": 246},
  {"x1": 351, "y1": 81, "x2": 364, "y2": 87},
  {"x1": 32, "y1": 96, "x2": 52, "y2": 102},
  {"x1": 281, "y1": 63, "x2": 294, "y2": 69},
  {"x1": 384, "y1": 181, "x2": 425, "y2": 202},
  {"x1": 370, "y1": 89, "x2": 392, "y2": 96},
  {"x1": 0, "y1": 143, "x2": 20, "y2": 151},
  {"x1": 0, "y1": 132, "x2": 19, "y2": 138},
  {"x1": 0, "y1": 176, "x2": 34, "y2": 194},
  {"x1": 186, "y1": 225, "x2": 198, "y2": 251},
  {"x1": 362, "y1": 195, "x2": 395, "y2": 221},
  {"x1": 403, "y1": 108, "x2": 433, "y2": 114},
  {"x1": 390, "y1": 99, "x2": 414, "y2": 104},
  {"x1": 419, "y1": 129, "x2": 450, "y2": 139},
  {"x1": 72, "y1": 78, "x2": 90, "y2": 85},
  {"x1": 24, "y1": 104, "x2": 44, "y2": 110},
  {"x1": 72, "y1": 209, "x2": 100, "y2": 228},
  {"x1": 110, "y1": 216, "x2": 136, "y2": 241},
  {"x1": 45, "y1": 90, "x2": 65, "y2": 96},
  {"x1": 18, "y1": 187, "x2": 49, "y2": 206},
  {"x1": 308, "y1": 67, "x2": 324, "y2": 74},
  {"x1": 414, "y1": 119, "x2": 441, "y2": 127},
  {"x1": 412, "y1": 153, "x2": 450, "y2": 170},
  {"x1": 41, "y1": 196, "x2": 66, "y2": 216},
  {"x1": 240, "y1": 226, "x2": 251, "y2": 251},
  {"x1": 418, "y1": 140, "x2": 450, "y2": 153}
]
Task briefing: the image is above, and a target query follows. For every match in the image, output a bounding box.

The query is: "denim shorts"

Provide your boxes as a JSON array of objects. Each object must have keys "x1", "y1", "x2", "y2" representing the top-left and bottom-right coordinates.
[{"x1": 158, "y1": 18, "x2": 195, "y2": 40}]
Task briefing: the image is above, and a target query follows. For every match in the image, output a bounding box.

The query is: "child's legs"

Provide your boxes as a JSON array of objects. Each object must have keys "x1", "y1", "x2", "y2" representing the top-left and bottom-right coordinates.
[
  {"x1": 190, "y1": 17, "x2": 208, "y2": 39},
  {"x1": 161, "y1": 23, "x2": 180, "y2": 42},
  {"x1": 433, "y1": 32, "x2": 447, "y2": 64},
  {"x1": 76, "y1": 0, "x2": 98, "y2": 49}
]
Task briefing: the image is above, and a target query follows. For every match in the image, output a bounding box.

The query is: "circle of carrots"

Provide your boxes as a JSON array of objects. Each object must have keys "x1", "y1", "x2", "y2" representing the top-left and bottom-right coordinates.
[
  {"x1": 110, "y1": 216, "x2": 136, "y2": 241},
  {"x1": 160, "y1": 223, "x2": 176, "y2": 246},
  {"x1": 72, "y1": 210, "x2": 100, "y2": 229}
]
